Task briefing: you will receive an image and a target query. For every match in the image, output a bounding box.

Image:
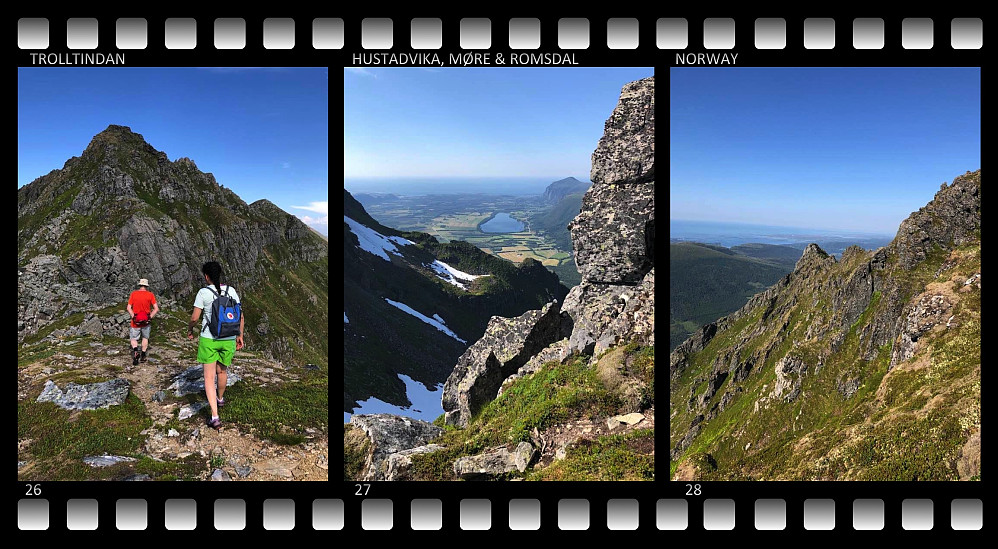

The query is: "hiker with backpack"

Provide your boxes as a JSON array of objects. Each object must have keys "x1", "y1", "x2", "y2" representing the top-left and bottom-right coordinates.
[
  {"x1": 127, "y1": 278, "x2": 159, "y2": 366},
  {"x1": 187, "y1": 262, "x2": 244, "y2": 430}
]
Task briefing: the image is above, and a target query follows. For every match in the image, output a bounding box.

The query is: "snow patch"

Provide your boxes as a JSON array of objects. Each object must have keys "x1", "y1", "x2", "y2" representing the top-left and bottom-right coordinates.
[
  {"x1": 344, "y1": 312, "x2": 349, "y2": 323},
  {"x1": 385, "y1": 298, "x2": 466, "y2": 343},
  {"x1": 388, "y1": 235, "x2": 415, "y2": 246},
  {"x1": 343, "y1": 215, "x2": 405, "y2": 261},
  {"x1": 345, "y1": 374, "x2": 444, "y2": 423},
  {"x1": 428, "y1": 259, "x2": 489, "y2": 289}
]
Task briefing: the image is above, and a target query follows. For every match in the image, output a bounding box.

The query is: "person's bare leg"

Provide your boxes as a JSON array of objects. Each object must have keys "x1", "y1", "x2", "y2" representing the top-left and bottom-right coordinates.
[
  {"x1": 217, "y1": 365, "x2": 228, "y2": 400},
  {"x1": 130, "y1": 338, "x2": 138, "y2": 349},
  {"x1": 203, "y1": 362, "x2": 219, "y2": 418},
  {"x1": 141, "y1": 338, "x2": 149, "y2": 352}
]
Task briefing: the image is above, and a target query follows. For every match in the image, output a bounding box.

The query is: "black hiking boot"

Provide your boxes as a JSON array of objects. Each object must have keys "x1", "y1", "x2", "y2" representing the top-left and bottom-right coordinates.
[
  {"x1": 132, "y1": 347, "x2": 140, "y2": 366},
  {"x1": 140, "y1": 351, "x2": 147, "y2": 363}
]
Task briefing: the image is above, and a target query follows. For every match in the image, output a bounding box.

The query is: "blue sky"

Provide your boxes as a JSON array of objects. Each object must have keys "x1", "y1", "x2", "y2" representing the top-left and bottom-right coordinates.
[
  {"x1": 344, "y1": 67, "x2": 653, "y2": 180},
  {"x1": 671, "y1": 67, "x2": 981, "y2": 235},
  {"x1": 18, "y1": 67, "x2": 329, "y2": 234}
]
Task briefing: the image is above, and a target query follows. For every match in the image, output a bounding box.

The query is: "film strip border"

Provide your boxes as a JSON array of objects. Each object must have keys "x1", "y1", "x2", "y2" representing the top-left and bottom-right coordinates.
[
  {"x1": 18, "y1": 497, "x2": 984, "y2": 531},
  {"x1": 17, "y1": 17, "x2": 984, "y2": 51}
]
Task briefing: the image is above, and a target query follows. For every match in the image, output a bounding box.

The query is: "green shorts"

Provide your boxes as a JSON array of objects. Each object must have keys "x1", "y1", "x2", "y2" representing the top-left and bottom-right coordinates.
[{"x1": 197, "y1": 337, "x2": 236, "y2": 366}]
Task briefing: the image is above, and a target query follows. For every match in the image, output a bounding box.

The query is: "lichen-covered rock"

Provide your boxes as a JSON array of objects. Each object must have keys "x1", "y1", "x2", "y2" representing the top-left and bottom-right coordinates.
[
  {"x1": 382, "y1": 444, "x2": 445, "y2": 481},
  {"x1": 563, "y1": 268, "x2": 655, "y2": 356},
  {"x1": 36, "y1": 378, "x2": 130, "y2": 410},
  {"x1": 82, "y1": 455, "x2": 136, "y2": 467},
  {"x1": 498, "y1": 338, "x2": 570, "y2": 397},
  {"x1": 350, "y1": 414, "x2": 444, "y2": 481},
  {"x1": 442, "y1": 301, "x2": 572, "y2": 427},
  {"x1": 452, "y1": 442, "x2": 537, "y2": 479},
  {"x1": 570, "y1": 77, "x2": 654, "y2": 286}
]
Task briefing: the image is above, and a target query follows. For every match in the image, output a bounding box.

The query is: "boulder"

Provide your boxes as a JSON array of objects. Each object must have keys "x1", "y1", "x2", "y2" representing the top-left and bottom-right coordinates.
[
  {"x1": 442, "y1": 301, "x2": 572, "y2": 427},
  {"x1": 382, "y1": 444, "x2": 445, "y2": 481},
  {"x1": 36, "y1": 378, "x2": 130, "y2": 410},
  {"x1": 168, "y1": 365, "x2": 241, "y2": 397},
  {"x1": 82, "y1": 455, "x2": 136, "y2": 467},
  {"x1": 453, "y1": 442, "x2": 537, "y2": 480},
  {"x1": 350, "y1": 414, "x2": 444, "y2": 481}
]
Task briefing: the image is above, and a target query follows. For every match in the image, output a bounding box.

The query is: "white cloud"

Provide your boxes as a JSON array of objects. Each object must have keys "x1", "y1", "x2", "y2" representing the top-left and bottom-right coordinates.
[
  {"x1": 345, "y1": 67, "x2": 376, "y2": 77},
  {"x1": 291, "y1": 201, "x2": 328, "y2": 214},
  {"x1": 300, "y1": 215, "x2": 328, "y2": 225},
  {"x1": 281, "y1": 162, "x2": 290, "y2": 169}
]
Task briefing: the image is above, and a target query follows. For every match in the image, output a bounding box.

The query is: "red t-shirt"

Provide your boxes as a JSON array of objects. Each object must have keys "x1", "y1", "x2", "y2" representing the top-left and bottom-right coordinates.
[{"x1": 128, "y1": 290, "x2": 157, "y2": 328}]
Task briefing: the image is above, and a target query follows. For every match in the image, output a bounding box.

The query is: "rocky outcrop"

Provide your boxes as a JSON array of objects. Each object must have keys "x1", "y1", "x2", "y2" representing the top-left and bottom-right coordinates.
[
  {"x1": 350, "y1": 414, "x2": 444, "y2": 481},
  {"x1": 452, "y1": 442, "x2": 537, "y2": 480},
  {"x1": 563, "y1": 268, "x2": 655, "y2": 356},
  {"x1": 383, "y1": 444, "x2": 445, "y2": 481},
  {"x1": 36, "y1": 378, "x2": 130, "y2": 410},
  {"x1": 893, "y1": 170, "x2": 981, "y2": 270},
  {"x1": 442, "y1": 301, "x2": 572, "y2": 427},
  {"x1": 570, "y1": 77, "x2": 654, "y2": 285}
]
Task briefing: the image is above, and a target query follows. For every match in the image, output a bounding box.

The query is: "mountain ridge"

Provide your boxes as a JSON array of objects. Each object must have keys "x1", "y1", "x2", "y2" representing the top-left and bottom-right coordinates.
[{"x1": 670, "y1": 169, "x2": 981, "y2": 480}]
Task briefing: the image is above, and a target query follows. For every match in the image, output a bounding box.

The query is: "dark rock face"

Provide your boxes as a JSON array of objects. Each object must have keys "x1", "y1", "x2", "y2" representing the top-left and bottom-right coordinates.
[
  {"x1": 349, "y1": 414, "x2": 444, "y2": 481},
  {"x1": 893, "y1": 171, "x2": 981, "y2": 270},
  {"x1": 36, "y1": 379, "x2": 130, "y2": 410},
  {"x1": 442, "y1": 301, "x2": 572, "y2": 427},
  {"x1": 452, "y1": 442, "x2": 537, "y2": 480},
  {"x1": 570, "y1": 77, "x2": 655, "y2": 286}
]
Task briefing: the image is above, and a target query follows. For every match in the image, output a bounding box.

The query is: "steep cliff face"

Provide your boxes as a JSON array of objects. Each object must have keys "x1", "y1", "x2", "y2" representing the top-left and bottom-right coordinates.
[
  {"x1": 670, "y1": 170, "x2": 981, "y2": 481},
  {"x1": 18, "y1": 125, "x2": 329, "y2": 366},
  {"x1": 346, "y1": 77, "x2": 656, "y2": 481}
]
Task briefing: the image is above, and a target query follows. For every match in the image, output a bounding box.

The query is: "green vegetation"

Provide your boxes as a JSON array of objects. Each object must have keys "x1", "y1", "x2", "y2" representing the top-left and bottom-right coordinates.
[
  {"x1": 215, "y1": 368, "x2": 328, "y2": 445},
  {"x1": 404, "y1": 344, "x2": 655, "y2": 481},
  {"x1": 343, "y1": 424, "x2": 371, "y2": 481},
  {"x1": 670, "y1": 233, "x2": 981, "y2": 481},
  {"x1": 528, "y1": 429, "x2": 654, "y2": 481},
  {"x1": 18, "y1": 392, "x2": 153, "y2": 480}
]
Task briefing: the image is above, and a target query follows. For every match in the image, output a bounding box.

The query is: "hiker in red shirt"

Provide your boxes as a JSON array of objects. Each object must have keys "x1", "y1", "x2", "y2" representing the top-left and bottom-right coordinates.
[{"x1": 127, "y1": 278, "x2": 159, "y2": 366}]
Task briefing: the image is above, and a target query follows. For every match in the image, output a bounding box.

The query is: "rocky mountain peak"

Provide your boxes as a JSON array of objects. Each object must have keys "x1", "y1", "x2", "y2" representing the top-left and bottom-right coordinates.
[
  {"x1": 893, "y1": 169, "x2": 981, "y2": 269},
  {"x1": 793, "y1": 243, "x2": 833, "y2": 274}
]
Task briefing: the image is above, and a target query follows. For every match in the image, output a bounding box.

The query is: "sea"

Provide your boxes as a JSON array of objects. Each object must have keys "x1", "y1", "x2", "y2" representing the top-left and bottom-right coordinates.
[{"x1": 670, "y1": 219, "x2": 893, "y2": 248}]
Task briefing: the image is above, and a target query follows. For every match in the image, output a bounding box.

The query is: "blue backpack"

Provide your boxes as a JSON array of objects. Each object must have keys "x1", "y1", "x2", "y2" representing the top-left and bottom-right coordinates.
[{"x1": 203, "y1": 286, "x2": 241, "y2": 338}]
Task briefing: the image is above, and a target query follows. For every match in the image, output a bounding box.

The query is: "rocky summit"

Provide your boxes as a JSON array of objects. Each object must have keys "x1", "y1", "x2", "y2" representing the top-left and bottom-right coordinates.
[
  {"x1": 18, "y1": 126, "x2": 329, "y2": 481},
  {"x1": 344, "y1": 77, "x2": 656, "y2": 481},
  {"x1": 18, "y1": 125, "x2": 328, "y2": 367},
  {"x1": 670, "y1": 170, "x2": 981, "y2": 481}
]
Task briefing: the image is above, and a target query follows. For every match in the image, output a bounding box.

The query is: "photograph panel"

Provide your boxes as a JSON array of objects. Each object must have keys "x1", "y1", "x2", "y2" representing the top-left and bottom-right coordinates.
[
  {"x1": 17, "y1": 67, "x2": 329, "y2": 481},
  {"x1": 669, "y1": 67, "x2": 981, "y2": 481},
  {"x1": 343, "y1": 67, "x2": 655, "y2": 481}
]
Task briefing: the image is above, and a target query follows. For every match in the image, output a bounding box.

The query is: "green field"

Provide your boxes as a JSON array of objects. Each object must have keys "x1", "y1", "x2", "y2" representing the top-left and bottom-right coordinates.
[{"x1": 357, "y1": 193, "x2": 579, "y2": 285}]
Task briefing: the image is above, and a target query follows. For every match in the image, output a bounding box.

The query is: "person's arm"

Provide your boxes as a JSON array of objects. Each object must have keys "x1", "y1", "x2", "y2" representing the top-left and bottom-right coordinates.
[
  {"x1": 127, "y1": 303, "x2": 134, "y2": 318},
  {"x1": 188, "y1": 307, "x2": 202, "y2": 339},
  {"x1": 236, "y1": 309, "x2": 245, "y2": 350},
  {"x1": 151, "y1": 302, "x2": 160, "y2": 318}
]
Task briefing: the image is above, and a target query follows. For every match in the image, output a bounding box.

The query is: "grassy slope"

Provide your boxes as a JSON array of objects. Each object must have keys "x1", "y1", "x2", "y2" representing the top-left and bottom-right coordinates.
[
  {"x1": 670, "y1": 240, "x2": 981, "y2": 480},
  {"x1": 396, "y1": 344, "x2": 654, "y2": 481}
]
